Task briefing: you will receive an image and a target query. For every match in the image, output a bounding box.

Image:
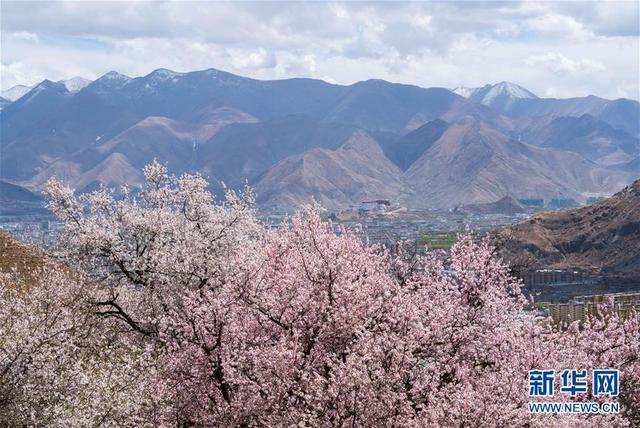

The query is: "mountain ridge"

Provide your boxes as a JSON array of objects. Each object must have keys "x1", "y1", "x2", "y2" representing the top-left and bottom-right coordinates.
[
  {"x1": 1, "y1": 77, "x2": 91, "y2": 102},
  {"x1": 2, "y1": 67, "x2": 639, "y2": 210}
]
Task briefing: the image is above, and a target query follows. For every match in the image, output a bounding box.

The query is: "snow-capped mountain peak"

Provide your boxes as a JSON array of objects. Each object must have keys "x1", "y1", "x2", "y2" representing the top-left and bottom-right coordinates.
[
  {"x1": 451, "y1": 81, "x2": 538, "y2": 110},
  {"x1": 147, "y1": 68, "x2": 184, "y2": 81},
  {"x1": 1, "y1": 84, "x2": 33, "y2": 102},
  {"x1": 481, "y1": 81, "x2": 537, "y2": 103},
  {"x1": 99, "y1": 71, "x2": 131, "y2": 82},
  {"x1": 60, "y1": 76, "x2": 92, "y2": 92},
  {"x1": 451, "y1": 82, "x2": 537, "y2": 106},
  {"x1": 92, "y1": 71, "x2": 132, "y2": 90},
  {"x1": 2, "y1": 76, "x2": 92, "y2": 102},
  {"x1": 452, "y1": 86, "x2": 479, "y2": 98},
  {"x1": 12, "y1": 80, "x2": 69, "y2": 107}
]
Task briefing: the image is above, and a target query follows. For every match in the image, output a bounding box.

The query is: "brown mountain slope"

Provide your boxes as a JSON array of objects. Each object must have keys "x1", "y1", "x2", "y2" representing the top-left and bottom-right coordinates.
[
  {"x1": 254, "y1": 131, "x2": 407, "y2": 209},
  {"x1": 0, "y1": 230, "x2": 46, "y2": 284},
  {"x1": 24, "y1": 110, "x2": 258, "y2": 191},
  {"x1": 496, "y1": 179, "x2": 640, "y2": 277},
  {"x1": 405, "y1": 119, "x2": 635, "y2": 208},
  {"x1": 517, "y1": 114, "x2": 639, "y2": 168}
]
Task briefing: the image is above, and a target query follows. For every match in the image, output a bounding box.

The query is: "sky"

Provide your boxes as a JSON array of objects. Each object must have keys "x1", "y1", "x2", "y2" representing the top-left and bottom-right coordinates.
[{"x1": 1, "y1": 1, "x2": 639, "y2": 100}]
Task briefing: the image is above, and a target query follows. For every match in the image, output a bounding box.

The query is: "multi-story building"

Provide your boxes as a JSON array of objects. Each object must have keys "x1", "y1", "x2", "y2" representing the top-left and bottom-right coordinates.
[
  {"x1": 547, "y1": 292, "x2": 640, "y2": 325},
  {"x1": 522, "y1": 269, "x2": 590, "y2": 287}
]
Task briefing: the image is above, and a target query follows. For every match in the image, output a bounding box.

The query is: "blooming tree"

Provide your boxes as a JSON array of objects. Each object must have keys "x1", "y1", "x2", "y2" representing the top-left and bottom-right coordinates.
[
  {"x1": 29, "y1": 162, "x2": 640, "y2": 426},
  {"x1": 0, "y1": 264, "x2": 160, "y2": 426}
]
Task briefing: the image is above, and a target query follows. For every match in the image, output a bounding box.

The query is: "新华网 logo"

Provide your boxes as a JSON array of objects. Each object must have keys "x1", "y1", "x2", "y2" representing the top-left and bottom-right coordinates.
[{"x1": 527, "y1": 369, "x2": 620, "y2": 414}]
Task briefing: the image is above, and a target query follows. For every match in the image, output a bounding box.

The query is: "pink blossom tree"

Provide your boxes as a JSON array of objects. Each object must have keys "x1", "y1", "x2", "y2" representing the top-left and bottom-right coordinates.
[{"x1": 39, "y1": 163, "x2": 640, "y2": 426}]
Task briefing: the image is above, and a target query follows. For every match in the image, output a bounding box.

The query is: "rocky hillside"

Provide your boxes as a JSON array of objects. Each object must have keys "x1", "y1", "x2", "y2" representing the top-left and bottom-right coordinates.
[
  {"x1": 497, "y1": 179, "x2": 640, "y2": 277},
  {"x1": 255, "y1": 131, "x2": 407, "y2": 209},
  {"x1": 404, "y1": 119, "x2": 633, "y2": 208}
]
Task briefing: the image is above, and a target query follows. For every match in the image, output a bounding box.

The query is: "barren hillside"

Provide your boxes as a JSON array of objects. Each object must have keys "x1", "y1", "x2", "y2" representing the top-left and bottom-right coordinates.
[{"x1": 497, "y1": 179, "x2": 640, "y2": 277}]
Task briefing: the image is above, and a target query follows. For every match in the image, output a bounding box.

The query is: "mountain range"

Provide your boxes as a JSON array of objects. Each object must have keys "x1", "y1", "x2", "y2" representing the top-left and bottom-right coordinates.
[
  {"x1": 1, "y1": 68, "x2": 638, "y2": 210},
  {"x1": 1, "y1": 77, "x2": 91, "y2": 103}
]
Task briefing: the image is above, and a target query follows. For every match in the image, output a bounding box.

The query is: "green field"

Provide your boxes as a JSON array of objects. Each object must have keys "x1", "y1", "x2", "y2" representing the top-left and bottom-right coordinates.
[{"x1": 416, "y1": 232, "x2": 460, "y2": 250}]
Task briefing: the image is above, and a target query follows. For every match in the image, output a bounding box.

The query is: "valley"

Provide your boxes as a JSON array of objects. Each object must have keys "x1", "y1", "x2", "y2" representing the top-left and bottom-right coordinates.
[{"x1": 2, "y1": 67, "x2": 640, "y2": 307}]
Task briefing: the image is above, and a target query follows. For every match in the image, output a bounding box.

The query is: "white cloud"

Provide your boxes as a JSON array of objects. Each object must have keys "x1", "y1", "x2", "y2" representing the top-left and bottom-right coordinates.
[
  {"x1": 0, "y1": 61, "x2": 45, "y2": 89},
  {"x1": 525, "y1": 53, "x2": 606, "y2": 75},
  {"x1": 231, "y1": 48, "x2": 277, "y2": 70},
  {"x1": 525, "y1": 13, "x2": 591, "y2": 39},
  {"x1": 410, "y1": 15, "x2": 433, "y2": 32},
  {"x1": 7, "y1": 32, "x2": 39, "y2": 43},
  {"x1": 0, "y1": 1, "x2": 637, "y2": 100}
]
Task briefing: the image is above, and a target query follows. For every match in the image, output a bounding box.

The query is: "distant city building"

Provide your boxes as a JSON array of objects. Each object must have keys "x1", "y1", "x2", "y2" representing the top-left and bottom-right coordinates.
[
  {"x1": 547, "y1": 292, "x2": 640, "y2": 325},
  {"x1": 522, "y1": 269, "x2": 589, "y2": 287},
  {"x1": 359, "y1": 200, "x2": 392, "y2": 215},
  {"x1": 361, "y1": 199, "x2": 391, "y2": 207}
]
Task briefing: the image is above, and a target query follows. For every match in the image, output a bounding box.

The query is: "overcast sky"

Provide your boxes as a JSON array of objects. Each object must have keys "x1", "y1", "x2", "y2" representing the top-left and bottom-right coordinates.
[{"x1": 1, "y1": 1, "x2": 639, "y2": 100}]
